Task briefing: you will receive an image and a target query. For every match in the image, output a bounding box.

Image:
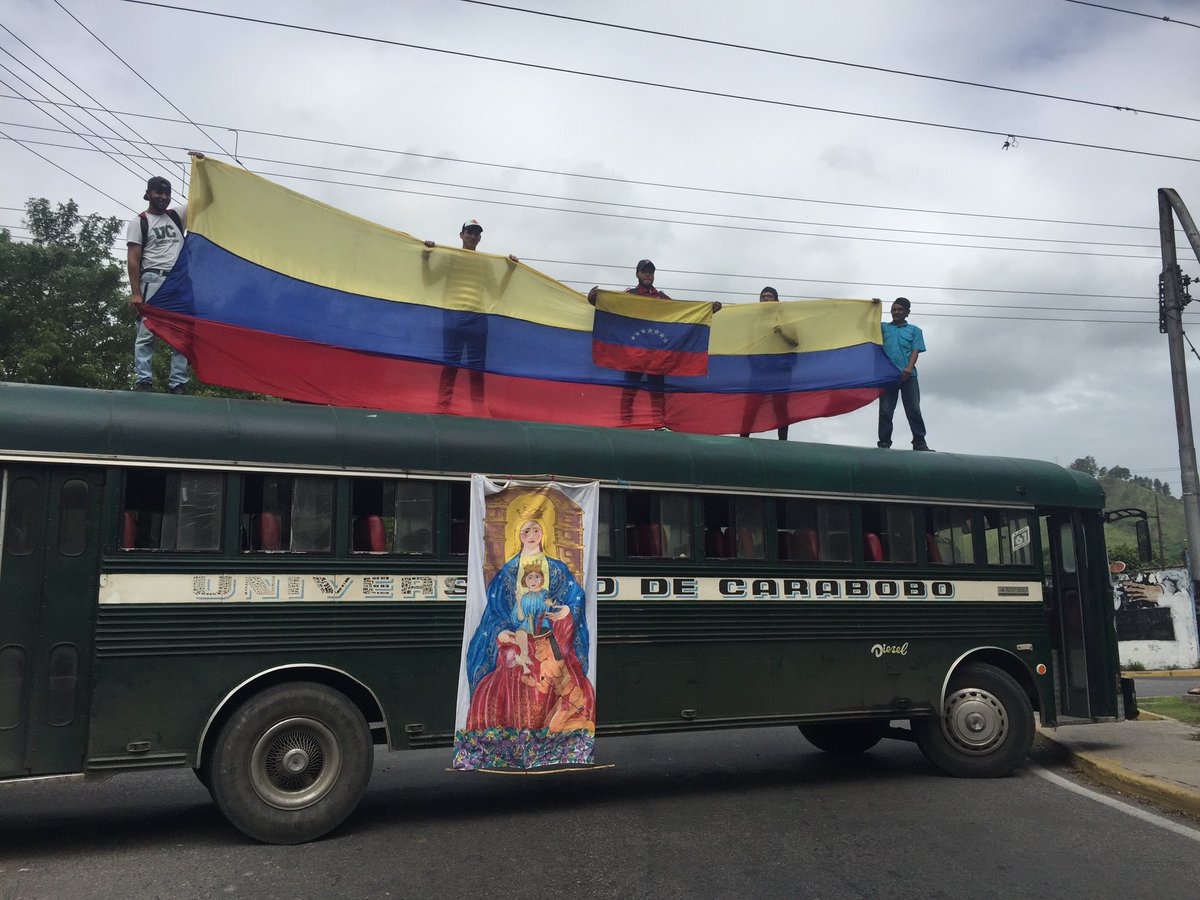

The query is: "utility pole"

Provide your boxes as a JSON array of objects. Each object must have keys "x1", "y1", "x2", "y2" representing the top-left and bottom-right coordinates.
[{"x1": 1157, "y1": 189, "x2": 1200, "y2": 588}]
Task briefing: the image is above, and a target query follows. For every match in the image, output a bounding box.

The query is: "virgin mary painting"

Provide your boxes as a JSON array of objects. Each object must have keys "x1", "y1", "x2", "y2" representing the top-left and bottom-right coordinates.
[{"x1": 463, "y1": 518, "x2": 595, "y2": 735}]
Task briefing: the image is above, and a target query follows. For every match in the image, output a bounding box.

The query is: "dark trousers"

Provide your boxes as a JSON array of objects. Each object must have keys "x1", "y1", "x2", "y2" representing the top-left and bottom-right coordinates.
[
  {"x1": 878, "y1": 377, "x2": 926, "y2": 447},
  {"x1": 621, "y1": 371, "x2": 665, "y2": 426},
  {"x1": 439, "y1": 312, "x2": 488, "y2": 409}
]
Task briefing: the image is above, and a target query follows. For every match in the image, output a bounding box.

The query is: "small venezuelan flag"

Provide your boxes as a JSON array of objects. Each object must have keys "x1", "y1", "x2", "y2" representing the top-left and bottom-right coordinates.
[{"x1": 591, "y1": 291, "x2": 713, "y2": 376}]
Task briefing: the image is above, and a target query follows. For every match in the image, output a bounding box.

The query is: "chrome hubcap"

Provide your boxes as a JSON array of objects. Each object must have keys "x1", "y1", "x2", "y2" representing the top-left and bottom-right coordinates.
[
  {"x1": 249, "y1": 716, "x2": 342, "y2": 810},
  {"x1": 941, "y1": 687, "x2": 1008, "y2": 755}
]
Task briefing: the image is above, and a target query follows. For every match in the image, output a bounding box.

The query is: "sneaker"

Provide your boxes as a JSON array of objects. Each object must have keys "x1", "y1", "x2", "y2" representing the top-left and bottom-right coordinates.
[
  {"x1": 877, "y1": 441, "x2": 891, "y2": 449},
  {"x1": 913, "y1": 443, "x2": 933, "y2": 451},
  {"x1": 132, "y1": 382, "x2": 152, "y2": 392},
  {"x1": 168, "y1": 384, "x2": 187, "y2": 396},
  {"x1": 655, "y1": 426, "x2": 672, "y2": 432}
]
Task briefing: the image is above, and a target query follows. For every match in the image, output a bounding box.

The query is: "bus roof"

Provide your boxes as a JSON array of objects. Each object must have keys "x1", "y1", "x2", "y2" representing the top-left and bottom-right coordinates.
[{"x1": 0, "y1": 382, "x2": 1103, "y2": 509}]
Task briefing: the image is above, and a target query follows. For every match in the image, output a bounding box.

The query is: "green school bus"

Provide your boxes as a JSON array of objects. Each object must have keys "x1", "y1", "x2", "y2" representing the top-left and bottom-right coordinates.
[{"x1": 0, "y1": 382, "x2": 1126, "y2": 843}]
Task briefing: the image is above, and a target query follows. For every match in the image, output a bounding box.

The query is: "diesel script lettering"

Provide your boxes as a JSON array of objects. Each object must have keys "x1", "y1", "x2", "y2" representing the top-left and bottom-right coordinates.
[{"x1": 871, "y1": 642, "x2": 910, "y2": 657}]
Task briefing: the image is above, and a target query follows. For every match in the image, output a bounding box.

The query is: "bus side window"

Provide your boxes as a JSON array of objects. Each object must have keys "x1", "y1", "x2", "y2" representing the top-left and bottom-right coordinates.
[
  {"x1": 122, "y1": 470, "x2": 223, "y2": 552},
  {"x1": 242, "y1": 474, "x2": 333, "y2": 554},
  {"x1": 703, "y1": 495, "x2": 764, "y2": 560},
  {"x1": 626, "y1": 491, "x2": 692, "y2": 559},
  {"x1": 349, "y1": 479, "x2": 434, "y2": 555},
  {"x1": 861, "y1": 504, "x2": 916, "y2": 563},
  {"x1": 983, "y1": 509, "x2": 1033, "y2": 566},
  {"x1": 596, "y1": 490, "x2": 612, "y2": 558},
  {"x1": 926, "y1": 507, "x2": 974, "y2": 565},
  {"x1": 777, "y1": 499, "x2": 850, "y2": 562},
  {"x1": 449, "y1": 482, "x2": 470, "y2": 556},
  {"x1": 4, "y1": 477, "x2": 38, "y2": 556}
]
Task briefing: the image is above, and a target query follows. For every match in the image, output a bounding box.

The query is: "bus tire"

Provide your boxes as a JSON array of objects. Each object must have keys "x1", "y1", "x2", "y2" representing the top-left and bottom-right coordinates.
[
  {"x1": 799, "y1": 720, "x2": 888, "y2": 755},
  {"x1": 913, "y1": 662, "x2": 1033, "y2": 778},
  {"x1": 209, "y1": 682, "x2": 372, "y2": 844}
]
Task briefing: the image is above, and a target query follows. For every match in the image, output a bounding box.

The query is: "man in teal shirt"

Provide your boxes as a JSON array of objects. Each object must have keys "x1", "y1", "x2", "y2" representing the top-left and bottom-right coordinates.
[{"x1": 878, "y1": 297, "x2": 930, "y2": 450}]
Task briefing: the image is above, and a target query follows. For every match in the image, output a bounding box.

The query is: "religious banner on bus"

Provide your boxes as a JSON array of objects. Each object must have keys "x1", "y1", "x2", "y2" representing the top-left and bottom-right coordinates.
[
  {"x1": 591, "y1": 290, "x2": 713, "y2": 375},
  {"x1": 452, "y1": 476, "x2": 599, "y2": 770},
  {"x1": 142, "y1": 156, "x2": 899, "y2": 433}
]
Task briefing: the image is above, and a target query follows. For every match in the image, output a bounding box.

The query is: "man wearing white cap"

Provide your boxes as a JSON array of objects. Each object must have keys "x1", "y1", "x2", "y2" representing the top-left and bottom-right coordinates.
[{"x1": 421, "y1": 219, "x2": 518, "y2": 412}]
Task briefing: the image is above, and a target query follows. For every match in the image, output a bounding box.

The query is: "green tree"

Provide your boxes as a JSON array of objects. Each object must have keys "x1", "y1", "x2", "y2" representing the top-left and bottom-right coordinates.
[
  {"x1": 0, "y1": 198, "x2": 132, "y2": 388},
  {"x1": 1106, "y1": 543, "x2": 1141, "y2": 569},
  {"x1": 1069, "y1": 455, "x2": 1098, "y2": 476}
]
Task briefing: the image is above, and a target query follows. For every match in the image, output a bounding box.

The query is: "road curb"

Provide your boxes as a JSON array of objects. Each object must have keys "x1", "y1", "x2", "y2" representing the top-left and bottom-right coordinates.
[
  {"x1": 1035, "y1": 730, "x2": 1200, "y2": 820},
  {"x1": 1123, "y1": 669, "x2": 1200, "y2": 678}
]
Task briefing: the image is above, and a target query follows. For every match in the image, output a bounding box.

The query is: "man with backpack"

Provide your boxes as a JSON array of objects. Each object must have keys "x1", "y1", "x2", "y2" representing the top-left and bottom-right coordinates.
[{"x1": 126, "y1": 175, "x2": 190, "y2": 393}]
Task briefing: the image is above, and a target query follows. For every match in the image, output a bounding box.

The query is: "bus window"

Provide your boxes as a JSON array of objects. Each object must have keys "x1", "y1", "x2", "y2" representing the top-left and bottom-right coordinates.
[
  {"x1": 57, "y1": 480, "x2": 89, "y2": 557},
  {"x1": 926, "y1": 507, "x2": 974, "y2": 565},
  {"x1": 702, "y1": 495, "x2": 764, "y2": 559},
  {"x1": 597, "y1": 490, "x2": 612, "y2": 558},
  {"x1": 122, "y1": 470, "x2": 223, "y2": 552},
  {"x1": 777, "y1": 499, "x2": 850, "y2": 562},
  {"x1": 3, "y1": 477, "x2": 38, "y2": 556},
  {"x1": 626, "y1": 491, "x2": 692, "y2": 559},
  {"x1": 242, "y1": 474, "x2": 333, "y2": 553},
  {"x1": 983, "y1": 509, "x2": 1034, "y2": 566},
  {"x1": 350, "y1": 480, "x2": 434, "y2": 555},
  {"x1": 449, "y1": 482, "x2": 470, "y2": 555},
  {"x1": 861, "y1": 504, "x2": 916, "y2": 563}
]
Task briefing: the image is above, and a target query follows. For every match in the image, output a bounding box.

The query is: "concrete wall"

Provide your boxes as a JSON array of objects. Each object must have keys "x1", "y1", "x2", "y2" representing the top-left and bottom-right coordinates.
[{"x1": 1114, "y1": 566, "x2": 1199, "y2": 670}]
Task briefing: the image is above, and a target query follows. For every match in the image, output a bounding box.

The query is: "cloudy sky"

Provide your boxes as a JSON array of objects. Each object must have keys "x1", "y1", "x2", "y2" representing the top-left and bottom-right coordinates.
[{"x1": 3, "y1": 0, "x2": 1199, "y2": 483}]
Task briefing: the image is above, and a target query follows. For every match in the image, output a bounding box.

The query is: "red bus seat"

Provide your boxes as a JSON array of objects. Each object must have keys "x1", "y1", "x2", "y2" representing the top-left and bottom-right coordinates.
[
  {"x1": 353, "y1": 515, "x2": 386, "y2": 552},
  {"x1": 253, "y1": 512, "x2": 282, "y2": 551},
  {"x1": 926, "y1": 532, "x2": 943, "y2": 563},
  {"x1": 863, "y1": 532, "x2": 883, "y2": 562},
  {"x1": 120, "y1": 510, "x2": 138, "y2": 549}
]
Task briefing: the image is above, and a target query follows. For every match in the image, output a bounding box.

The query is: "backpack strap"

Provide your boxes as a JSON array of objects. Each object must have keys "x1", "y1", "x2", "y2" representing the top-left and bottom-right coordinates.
[{"x1": 166, "y1": 208, "x2": 183, "y2": 234}]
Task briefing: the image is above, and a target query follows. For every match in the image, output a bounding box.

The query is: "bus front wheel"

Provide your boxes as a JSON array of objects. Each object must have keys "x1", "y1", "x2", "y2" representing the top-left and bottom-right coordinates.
[
  {"x1": 913, "y1": 662, "x2": 1033, "y2": 778},
  {"x1": 209, "y1": 682, "x2": 372, "y2": 844},
  {"x1": 799, "y1": 720, "x2": 888, "y2": 755}
]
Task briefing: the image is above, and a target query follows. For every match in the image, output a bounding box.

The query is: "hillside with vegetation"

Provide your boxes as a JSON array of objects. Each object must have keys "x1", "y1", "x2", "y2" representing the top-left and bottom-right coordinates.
[{"x1": 1068, "y1": 457, "x2": 1184, "y2": 566}]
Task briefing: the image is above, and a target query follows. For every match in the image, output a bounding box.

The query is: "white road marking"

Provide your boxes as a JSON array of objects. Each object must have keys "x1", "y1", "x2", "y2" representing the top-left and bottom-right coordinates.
[{"x1": 1034, "y1": 766, "x2": 1200, "y2": 842}]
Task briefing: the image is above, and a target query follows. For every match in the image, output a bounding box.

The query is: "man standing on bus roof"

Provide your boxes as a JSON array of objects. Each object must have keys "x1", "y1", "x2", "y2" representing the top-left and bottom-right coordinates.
[
  {"x1": 421, "y1": 219, "x2": 519, "y2": 413},
  {"x1": 878, "y1": 297, "x2": 931, "y2": 451},
  {"x1": 588, "y1": 260, "x2": 722, "y2": 428},
  {"x1": 126, "y1": 175, "x2": 190, "y2": 394}
]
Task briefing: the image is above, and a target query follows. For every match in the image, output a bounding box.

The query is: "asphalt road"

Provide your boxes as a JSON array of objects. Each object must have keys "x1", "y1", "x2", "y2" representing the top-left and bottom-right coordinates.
[
  {"x1": 2, "y1": 728, "x2": 1199, "y2": 899},
  {"x1": 1134, "y1": 675, "x2": 1200, "y2": 698}
]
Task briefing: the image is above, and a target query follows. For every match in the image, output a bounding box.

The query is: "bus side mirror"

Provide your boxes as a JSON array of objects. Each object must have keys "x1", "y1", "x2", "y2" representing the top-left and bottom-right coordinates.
[{"x1": 1135, "y1": 519, "x2": 1152, "y2": 565}]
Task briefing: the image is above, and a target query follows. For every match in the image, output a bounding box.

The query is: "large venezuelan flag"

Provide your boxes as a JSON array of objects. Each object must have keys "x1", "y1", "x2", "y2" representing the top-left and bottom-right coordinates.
[{"x1": 144, "y1": 158, "x2": 899, "y2": 433}]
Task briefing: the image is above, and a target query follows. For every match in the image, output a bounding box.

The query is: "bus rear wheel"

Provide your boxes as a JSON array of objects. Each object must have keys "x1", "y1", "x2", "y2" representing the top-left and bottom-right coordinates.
[
  {"x1": 209, "y1": 682, "x2": 372, "y2": 844},
  {"x1": 913, "y1": 662, "x2": 1033, "y2": 778},
  {"x1": 800, "y1": 720, "x2": 888, "y2": 755}
]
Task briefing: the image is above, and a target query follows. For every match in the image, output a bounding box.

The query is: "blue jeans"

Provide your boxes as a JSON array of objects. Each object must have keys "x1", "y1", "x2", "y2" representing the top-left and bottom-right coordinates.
[
  {"x1": 133, "y1": 272, "x2": 189, "y2": 388},
  {"x1": 878, "y1": 376, "x2": 926, "y2": 447}
]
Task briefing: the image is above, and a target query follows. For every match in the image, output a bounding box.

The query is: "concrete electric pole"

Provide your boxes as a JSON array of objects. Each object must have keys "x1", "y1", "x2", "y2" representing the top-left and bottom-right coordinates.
[{"x1": 1157, "y1": 189, "x2": 1200, "y2": 586}]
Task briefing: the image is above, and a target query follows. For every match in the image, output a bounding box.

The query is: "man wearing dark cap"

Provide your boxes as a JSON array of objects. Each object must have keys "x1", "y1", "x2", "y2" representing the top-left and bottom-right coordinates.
[
  {"x1": 126, "y1": 175, "x2": 189, "y2": 393},
  {"x1": 878, "y1": 296, "x2": 930, "y2": 450},
  {"x1": 588, "y1": 260, "x2": 721, "y2": 427}
]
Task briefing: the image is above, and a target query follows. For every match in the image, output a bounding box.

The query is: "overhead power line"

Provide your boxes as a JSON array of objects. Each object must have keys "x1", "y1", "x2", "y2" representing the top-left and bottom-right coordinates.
[
  {"x1": 0, "y1": 123, "x2": 1163, "y2": 252},
  {"x1": 461, "y1": 0, "x2": 1200, "y2": 124},
  {"x1": 51, "y1": 0, "x2": 235, "y2": 175},
  {"x1": 1061, "y1": 0, "x2": 1200, "y2": 29},
  {"x1": 117, "y1": 0, "x2": 1200, "y2": 165},
  {"x1": 0, "y1": 125, "x2": 131, "y2": 211},
  {"x1": 0, "y1": 63, "x2": 155, "y2": 185},
  {"x1": 0, "y1": 92, "x2": 1165, "y2": 233},
  {"x1": 0, "y1": 21, "x2": 187, "y2": 184},
  {"x1": 7, "y1": 130, "x2": 1155, "y2": 260}
]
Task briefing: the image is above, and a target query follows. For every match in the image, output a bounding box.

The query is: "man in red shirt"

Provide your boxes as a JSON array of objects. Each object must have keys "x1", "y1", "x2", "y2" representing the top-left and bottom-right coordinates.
[{"x1": 588, "y1": 260, "x2": 720, "y2": 427}]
